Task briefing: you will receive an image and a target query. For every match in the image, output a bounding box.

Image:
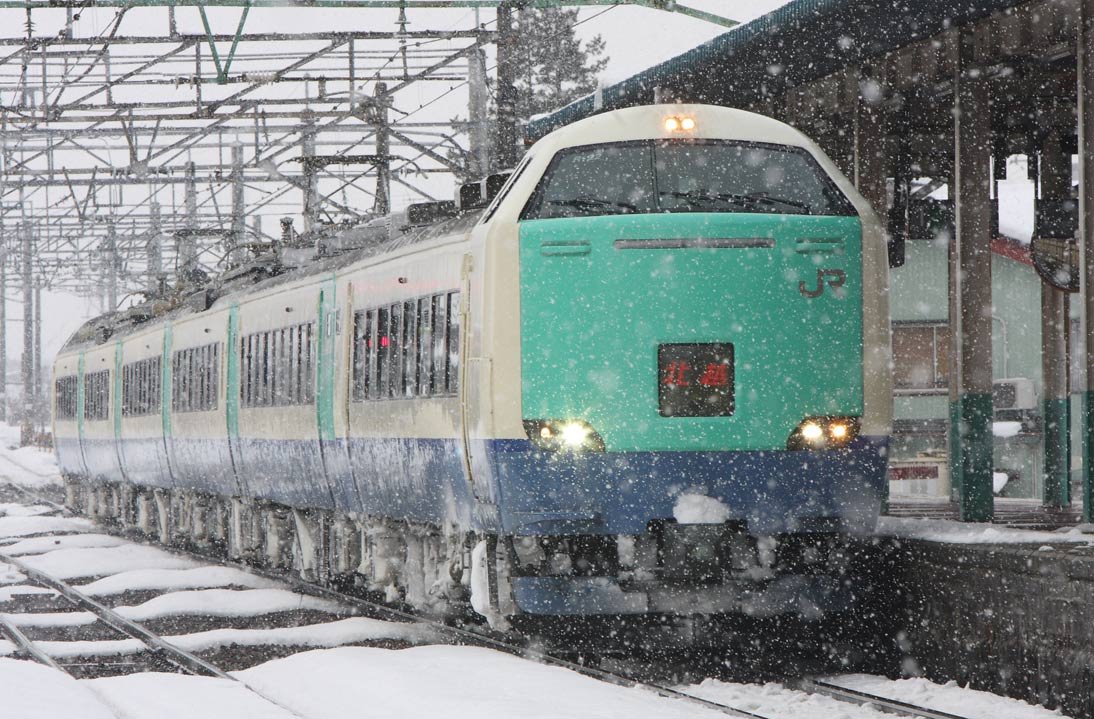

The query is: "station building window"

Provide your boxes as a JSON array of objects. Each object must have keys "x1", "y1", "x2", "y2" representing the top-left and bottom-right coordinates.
[
  {"x1": 892, "y1": 321, "x2": 950, "y2": 393},
  {"x1": 352, "y1": 290, "x2": 460, "y2": 402}
]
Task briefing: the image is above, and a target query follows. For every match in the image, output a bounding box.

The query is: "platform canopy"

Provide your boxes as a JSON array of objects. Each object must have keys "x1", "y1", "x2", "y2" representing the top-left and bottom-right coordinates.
[{"x1": 525, "y1": 0, "x2": 1027, "y2": 140}]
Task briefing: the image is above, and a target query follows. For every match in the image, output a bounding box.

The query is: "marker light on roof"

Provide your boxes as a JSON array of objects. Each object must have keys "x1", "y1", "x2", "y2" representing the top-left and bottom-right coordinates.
[
  {"x1": 680, "y1": 117, "x2": 696, "y2": 131},
  {"x1": 663, "y1": 117, "x2": 681, "y2": 132}
]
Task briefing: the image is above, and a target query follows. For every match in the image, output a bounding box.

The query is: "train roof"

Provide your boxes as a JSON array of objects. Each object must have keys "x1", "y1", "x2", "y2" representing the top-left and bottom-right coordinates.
[
  {"x1": 528, "y1": 104, "x2": 817, "y2": 159},
  {"x1": 58, "y1": 208, "x2": 484, "y2": 355}
]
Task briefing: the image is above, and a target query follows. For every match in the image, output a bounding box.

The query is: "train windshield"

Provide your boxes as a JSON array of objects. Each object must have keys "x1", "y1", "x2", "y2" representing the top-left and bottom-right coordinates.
[{"x1": 520, "y1": 140, "x2": 855, "y2": 220}]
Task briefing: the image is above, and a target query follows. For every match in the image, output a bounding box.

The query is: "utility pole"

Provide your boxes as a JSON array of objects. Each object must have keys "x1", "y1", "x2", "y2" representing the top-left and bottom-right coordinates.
[
  {"x1": 148, "y1": 201, "x2": 163, "y2": 295},
  {"x1": 105, "y1": 222, "x2": 118, "y2": 312},
  {"x1": 182, "y1": 161, "x2": 198, "y2": 276},
  {"x1": 493, "y1": 1, "x2": 520, "y2": 170},
  {"x1": 302, "y1": 114, "x2": 319, "y2": 234},
  {"x1": 33, "y1": 279, "x2": 41, "y2": 416},
  {"x1": 0, "y1": 233, "x2": 7, "y2": 424},
  {"x1": 372, "y1": 83, "x2": 391, "y2": 216},
  {"x1": 468, "y1": 46, "x2": 491, "y2": 178},
  {"x1": 20, "y1": 223, "x2": 33, "y2": 445},
  {"x1": 230, "y1": 141, "x2": 246, "y2": 265}
]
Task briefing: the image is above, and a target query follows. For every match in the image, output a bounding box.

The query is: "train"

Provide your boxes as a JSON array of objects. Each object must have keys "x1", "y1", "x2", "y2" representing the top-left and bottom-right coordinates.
[{"x1": 53, "y1": 104, "x2": 892, "y2": 635}]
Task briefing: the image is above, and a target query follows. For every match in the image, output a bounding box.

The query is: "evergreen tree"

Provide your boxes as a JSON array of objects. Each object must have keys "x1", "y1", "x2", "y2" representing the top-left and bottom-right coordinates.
[
  {"x1": 449, "y1": 8, "x2": 608, "y2": 177},
  {"x1": 511, "y1": 8, "x2": 609, "y2": 120}
]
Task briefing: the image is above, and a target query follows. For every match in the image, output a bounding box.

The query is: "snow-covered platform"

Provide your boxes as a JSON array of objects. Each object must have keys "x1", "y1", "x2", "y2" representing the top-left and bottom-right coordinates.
[
  {"x1": 886, "y1": 497, "x2": 1082, "y2": 529},
  {"x1": 876, "y1": 516, "x2": 1094, "y2": 719}
]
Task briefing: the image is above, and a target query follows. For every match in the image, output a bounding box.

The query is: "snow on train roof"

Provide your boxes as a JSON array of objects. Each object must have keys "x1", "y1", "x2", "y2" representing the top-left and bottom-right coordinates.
[
  {"x1": 529, "y1": 104, "x2": 817, "y2": 156},
  {"x1": 58, "y1": 209, "x2": 484, "y2": 355}
]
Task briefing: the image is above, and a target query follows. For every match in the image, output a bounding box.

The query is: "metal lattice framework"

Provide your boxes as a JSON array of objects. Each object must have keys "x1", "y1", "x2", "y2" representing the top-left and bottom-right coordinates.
[
  {"x1": 0, "y1": 1, "x2": 737, "y2": 431},
  {"x1": 0, "y1": 1, "x2": 736, "y2": 306}
]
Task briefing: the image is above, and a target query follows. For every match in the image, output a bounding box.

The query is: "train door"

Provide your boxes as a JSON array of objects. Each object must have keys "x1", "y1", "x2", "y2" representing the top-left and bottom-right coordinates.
[
  {"x1": 76, "y1": 352, "x2": 90, "y2": 478},
  {"x1": 458, "y1": 252, "x2": 494, "y2": 505},
  {"x1": 112, "y1": 342, "x2": 129, "y2": 484},
  {"x1": 160, "y1": 324, "x2": 175, "y2": 482},
  {"x1": 226, "y1": 304, "x2": 242, "y2": 479},
  {"x1": 316, "y1": 277, "x2": 358, "y2": 511}
]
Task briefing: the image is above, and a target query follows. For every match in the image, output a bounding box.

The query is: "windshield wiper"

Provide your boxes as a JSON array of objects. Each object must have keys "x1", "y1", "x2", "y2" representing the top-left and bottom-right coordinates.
[
  {"x1": 661, "y1": 190, "x2": 811, "y2": 214},
  {"x1": 546, "y1": 196, "x2": 638, "y2": 214},
  {"x1": 740, "y1": 191, "x2": 812, "y2": 212}
]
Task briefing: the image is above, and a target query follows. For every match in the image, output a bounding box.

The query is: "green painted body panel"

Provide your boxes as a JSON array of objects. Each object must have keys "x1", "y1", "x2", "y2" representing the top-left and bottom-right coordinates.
[
  {"x1": 1042, "y1": 397, "x2": 1070, "y2": 507},
  {"x1": 1083, "y1": 392, "x2": 1094, "y2": 522},
  {"x1": 316, "y1": 275, "x2": 337, "y2": 442},
  {"x1": 519, "y1": 213, "x2": 863, "y2": 452},
  {"x1": 77, "y1": 353, "x2": 85, "y2": 441},
  {"x1": 162, "y1": 324, "x2": 173, "y2": 438},
  {"x1": 226, "y1": 305, "x2": 240, "y2": 439},
  {"x1": 949, "y1": 394, "x2": 994, "y2": 521}
]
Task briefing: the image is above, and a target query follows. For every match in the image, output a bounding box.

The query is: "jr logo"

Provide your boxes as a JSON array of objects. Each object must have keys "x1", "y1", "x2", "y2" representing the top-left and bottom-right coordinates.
[{"x1": 799, "y1": 269, "x2": 847, "y2": 298}]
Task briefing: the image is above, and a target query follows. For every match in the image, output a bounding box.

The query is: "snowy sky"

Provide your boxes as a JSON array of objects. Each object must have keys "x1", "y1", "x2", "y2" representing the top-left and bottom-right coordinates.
[{"x1": 30, "y1": 1, "x2": 793, "y2": 368}]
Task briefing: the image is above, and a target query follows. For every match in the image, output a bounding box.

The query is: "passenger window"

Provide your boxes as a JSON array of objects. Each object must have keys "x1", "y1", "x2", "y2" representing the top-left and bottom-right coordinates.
[
  {"x1": 446, "y1": 292, "x2": 460, "y2": 394},
  {"x1": 403, "y1": 300, "x2": 418, "y2": 398},
  {"x1": 417, "y1": 298, "x2": 433, "y2": 396}
]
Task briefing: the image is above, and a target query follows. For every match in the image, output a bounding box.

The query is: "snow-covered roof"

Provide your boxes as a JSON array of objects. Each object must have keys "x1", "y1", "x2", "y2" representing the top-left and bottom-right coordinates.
[{"x1": 527, "y1": 0, "x2": 1026, "y2": 140}]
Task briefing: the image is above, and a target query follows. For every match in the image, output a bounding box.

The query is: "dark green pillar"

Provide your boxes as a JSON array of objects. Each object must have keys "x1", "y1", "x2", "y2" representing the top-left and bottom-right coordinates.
[
  {"x1": 1039, "y1": 131, "x2": 1071, "y2": 508},
  {"x1": 1080, "y1": 0, "x2": 1094, "y2": 522},
  {"x1": 949, "y1": 31, "x2": 994, "y2": 522}
]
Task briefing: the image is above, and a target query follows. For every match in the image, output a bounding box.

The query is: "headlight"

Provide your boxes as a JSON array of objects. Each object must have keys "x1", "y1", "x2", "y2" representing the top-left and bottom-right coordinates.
[
  {"x1": 786, "y1": 416, "x2": 860, "y2": 451},
  {"x1": 523, "y1": 419, "x2": 605, "y2": 452}
]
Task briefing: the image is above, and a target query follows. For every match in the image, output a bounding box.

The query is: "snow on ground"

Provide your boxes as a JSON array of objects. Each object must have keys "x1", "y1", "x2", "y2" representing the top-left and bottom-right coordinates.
[
  {"x1": 0, "y1": 659, "x2": 117, "y2": 719},
  {"x1": 685, "y1": 675, "x2": 1070, "y2": 719},
  {"x1": 0, "y1": 502, "x2": 53, "y2": 517},
  {"x1": 877, "y1": 516, "x2": 1094, "y2": 545},
  {"x1": 16, "y1": 543, "x2": 199, "y2": 579},
  {"x1": 34, "y1": 637, "x2": 146, "y2": 658},
  {"x1": 0, "y1": 532, "x2": 127, "y2": 555},
  {"x1": 81, "y1": 566, "x2": 283, "y2": 596},
  {"x1": 0, "y1": 514, "x2": 93, "y2": 538},
  {"x1": 0, "y1": 446, "x2": 64, "y2": 488},
  {"x1": 87, "y1": 673, "x2": 299, "y2": 719},
  {"x1": 166, "y1": 616, "x2": 439, "y2": 653},
  {"x1": 0, "y1": 562, "x2": 25, "y2": 584},
  {"x1": 686, "y1": 679, "x2": 895, "y2": 718},
  {"x1": 114, "y1": 588, "x2": 343, "y2": 621},
  {"x1": 2, "y1": 610, "x2": 96, "y2": 628},
  {"x1": 234, "y1": 645, "x2": 727, "y2": 719},
  {"x1": 0, "y1": 421, "x2": 63, "y2": 490},
  {"x1": 0, "y1": 584, "x2": 54, "y2": 602},
  {"x1": 828, "y1": 674, "x2": 1066, "y2": 719}
]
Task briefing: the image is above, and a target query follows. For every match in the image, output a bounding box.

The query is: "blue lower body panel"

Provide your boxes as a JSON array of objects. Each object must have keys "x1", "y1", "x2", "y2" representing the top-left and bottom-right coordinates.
[
  {"x1": 236, "y1": 437, "x2": 336, "y2": 510},
  {"x1": 55, "y1": 437, "x2": 86, "y2": 478},
  {"x1": 347, "y1": 436, "x2": 476, "y2": 527},
  {"x1": 81, "y1": 438, "x2": 124, "y2": 484},
  {"x1": 169, "y1": 436, "x2": 240, "y2": 497},
  {"x1": 488, "y1": 436, "x2": 889, "y2": 535},
  {"x1": 118, "y1": 437, "x2": 175, "y2": 490}
]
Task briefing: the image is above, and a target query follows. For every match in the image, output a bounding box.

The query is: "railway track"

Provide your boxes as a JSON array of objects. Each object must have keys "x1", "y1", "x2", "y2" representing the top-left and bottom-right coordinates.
[{"x1": 1, "y1": 481, "x2": 976, "y2": 719}]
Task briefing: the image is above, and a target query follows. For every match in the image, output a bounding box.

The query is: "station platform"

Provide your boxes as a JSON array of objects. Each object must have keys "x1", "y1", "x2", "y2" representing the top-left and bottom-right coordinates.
[
  {"x1": 881, "y1": 516, "x2": 1094, "y2": 718},
  {"x1": 886, "y1": 497, "x2": 1082, "y2": 529}
]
